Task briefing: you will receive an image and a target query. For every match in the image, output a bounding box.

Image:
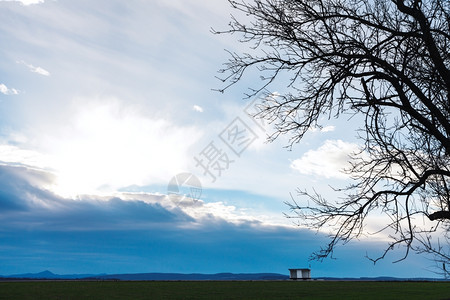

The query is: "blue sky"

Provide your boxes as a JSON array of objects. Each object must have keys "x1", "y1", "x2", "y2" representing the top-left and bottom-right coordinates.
[{"x1": 0, "y1": 0, "x2": 436, "y2": 278}]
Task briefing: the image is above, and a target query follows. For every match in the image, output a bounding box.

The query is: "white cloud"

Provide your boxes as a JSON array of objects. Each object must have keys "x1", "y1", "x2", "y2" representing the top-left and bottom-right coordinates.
[
  {"x1": 17, "y1": 60, "x2": 50, "y2": 76},
  {"x1": 0, "y1": 145, "x2": 51, "y2": 170},
  {"x1": 321, "y1": 125, "x2": 335, "y2": 132},
  {"x1": 31, "y1": 66, "x2": 50, "y2": 76},
  {"x1": 0, "y1": 98, "x2": 204, "y2": 198},
  {"x1": 0, "y1": 83, "x2": 19, "y2": 95},
  {"x1": 309, "y1": 125, "x2": 335, "y2": 133},
  {"x1": 0, "y1": 0, "x2": 44, "y2": 5},
  {"x1": 290, "y1": 140, "x2": 359, "y2": 179},
  {"x1": 193, "y1": 105, "x2": 203, "y2": 113}
]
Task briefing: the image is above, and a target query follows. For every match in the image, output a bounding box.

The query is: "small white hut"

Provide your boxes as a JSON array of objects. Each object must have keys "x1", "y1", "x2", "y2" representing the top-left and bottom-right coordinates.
[{"x1": 289, "y1": 268, "x2": 311, "y2": 280}]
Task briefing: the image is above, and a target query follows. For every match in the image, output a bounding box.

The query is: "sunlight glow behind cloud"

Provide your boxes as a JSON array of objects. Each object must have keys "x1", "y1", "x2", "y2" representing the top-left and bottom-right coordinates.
[
  {"x1": 0, "y1": 145, "x2": 51, "y2": 170},
  {"x1": 42, "y1": 99, "x2": 202, "y2": 197}
]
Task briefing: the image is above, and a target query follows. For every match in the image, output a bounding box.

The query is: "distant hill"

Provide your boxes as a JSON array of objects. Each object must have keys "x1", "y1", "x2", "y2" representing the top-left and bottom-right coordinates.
[
  {"x1": 0, "y1": 270, "x2": 447, "y2": 281},
  {"x1": 86, "y1": 272, "x2": 289, "y2": 281},
  {"x1": 0, "y1": 270, "x2": 288, "y2": 281},
  {"x1": 2, "y1": 270, "x2": 103, "y2": 280}
]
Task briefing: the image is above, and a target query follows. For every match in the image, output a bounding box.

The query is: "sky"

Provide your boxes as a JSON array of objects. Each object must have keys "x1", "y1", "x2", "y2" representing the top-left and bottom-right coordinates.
[{"x1": 0, "y1": 0, "x2": 436, "y2": 278}]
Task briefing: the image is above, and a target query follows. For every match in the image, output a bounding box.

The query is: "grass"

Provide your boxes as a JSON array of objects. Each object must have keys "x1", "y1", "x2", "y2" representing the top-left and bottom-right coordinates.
[{"x1": 0, "y1": 280, "x2": 449, "y2": 300}]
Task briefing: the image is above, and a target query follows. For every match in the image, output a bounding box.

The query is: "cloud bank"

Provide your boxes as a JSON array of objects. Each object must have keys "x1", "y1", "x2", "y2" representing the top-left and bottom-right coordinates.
[
  {"x1": 0, "y1": 164, "x2": 318, "y2": 274},
  {"x1": 0, "y1": 164, "x2": 430, "y2": 277}
]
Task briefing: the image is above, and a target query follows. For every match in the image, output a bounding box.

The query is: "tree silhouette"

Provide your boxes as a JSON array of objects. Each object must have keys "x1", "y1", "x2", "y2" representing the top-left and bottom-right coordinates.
[{"x1": 215, "y1": 0, "x2": 450, "y2": 275}]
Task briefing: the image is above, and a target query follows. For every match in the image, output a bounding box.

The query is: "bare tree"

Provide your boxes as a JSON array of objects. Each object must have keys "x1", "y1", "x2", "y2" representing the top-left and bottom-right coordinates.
[{"x1": 215, "y1": 0, "x2": 450, "y2": 275}]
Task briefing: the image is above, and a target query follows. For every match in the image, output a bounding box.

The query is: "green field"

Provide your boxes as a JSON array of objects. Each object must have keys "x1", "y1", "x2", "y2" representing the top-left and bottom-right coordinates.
[{"x1": 0, "y1": 280, "x2": 449, "y2": 299}]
